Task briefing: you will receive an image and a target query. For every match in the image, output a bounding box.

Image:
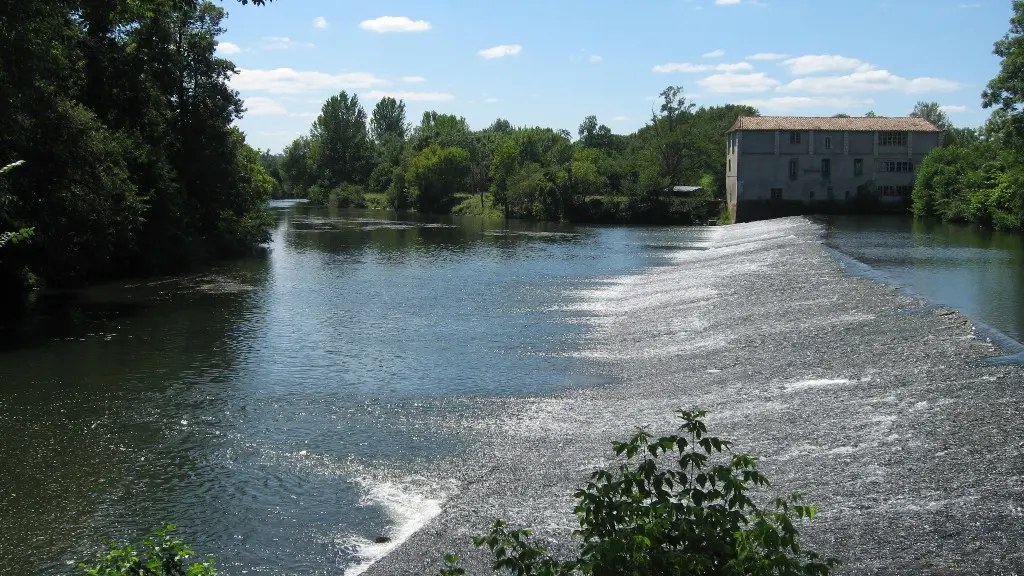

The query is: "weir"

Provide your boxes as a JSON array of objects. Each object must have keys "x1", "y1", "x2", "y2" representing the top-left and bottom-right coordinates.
[{"x1": 365, "y1": 217, "x2": 1024, "y2": 575}]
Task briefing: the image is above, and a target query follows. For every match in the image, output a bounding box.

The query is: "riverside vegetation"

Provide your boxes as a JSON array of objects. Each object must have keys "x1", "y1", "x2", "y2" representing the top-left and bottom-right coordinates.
[
  {"x1": 271, "y1": 86, "x2": 755, "y2": 227},
  {"x1": 0, "y1": 0, "x2": 277, "y2": 305},
  {"x1": 79, "y1": 411, "x2": 838, "y2": 576},
  {"x1": 910, "y1": 0, "x2": 1024, "y2": 232}
]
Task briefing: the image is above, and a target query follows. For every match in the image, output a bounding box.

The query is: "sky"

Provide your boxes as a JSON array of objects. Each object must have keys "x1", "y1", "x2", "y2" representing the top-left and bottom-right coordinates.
[{"x1": 217, "y1": 0, "x2": 1016, "y2": 152}]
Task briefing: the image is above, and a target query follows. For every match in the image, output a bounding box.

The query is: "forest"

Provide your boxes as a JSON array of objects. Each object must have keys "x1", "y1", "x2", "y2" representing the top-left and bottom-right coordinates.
[
  {"x1": 266, "y1": 87, "x2": 756, "y2": 226},
  {"x1": 0, "y1": 0, "x2": 276, "y2": 303}
]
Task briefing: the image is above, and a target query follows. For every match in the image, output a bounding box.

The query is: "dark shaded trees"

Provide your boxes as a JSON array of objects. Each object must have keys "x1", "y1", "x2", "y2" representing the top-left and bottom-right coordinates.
[{"x1": 0, "y1": 0, "x2": 274, "y2": 300}]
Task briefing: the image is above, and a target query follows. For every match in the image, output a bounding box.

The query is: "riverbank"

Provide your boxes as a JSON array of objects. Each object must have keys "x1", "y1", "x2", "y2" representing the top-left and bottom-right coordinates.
[{"x1": 364, "y1": 217, "x2": 1024, "y2": 575}]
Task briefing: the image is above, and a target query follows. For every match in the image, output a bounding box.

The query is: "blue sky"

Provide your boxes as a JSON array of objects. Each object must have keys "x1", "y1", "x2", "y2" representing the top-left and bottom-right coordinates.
[{"x1": 218, "y1": 0, "x2": 1014, "y2": 152}]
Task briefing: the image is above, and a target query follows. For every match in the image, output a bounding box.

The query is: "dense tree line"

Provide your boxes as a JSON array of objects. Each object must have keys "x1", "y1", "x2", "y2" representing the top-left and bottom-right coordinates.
[
  {"x1": 0, "y1": 0, "x2": 275, "y2": 303},
  {"x1": 275, "y1": 87, "x2": 757, "y2": 225},
  {"x1": 912, "y1": 1, "x2": 1024, "y2": 232}
]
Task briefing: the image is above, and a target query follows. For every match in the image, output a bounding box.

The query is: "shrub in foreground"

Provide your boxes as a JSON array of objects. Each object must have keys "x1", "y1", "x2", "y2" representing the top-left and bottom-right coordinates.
[
  {"x1": 440, "y1": 410, "x2": 839, "y2": 576},
  {"x1": 79, "y1": 525, "x2": 217, "y2": 576}
]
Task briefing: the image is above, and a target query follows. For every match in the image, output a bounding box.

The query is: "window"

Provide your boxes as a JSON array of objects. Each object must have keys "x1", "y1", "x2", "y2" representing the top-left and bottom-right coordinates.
[
  {"x1": 821, "y1": 158, "x2": 831, "y2": 180},
  {"x1": 728, "y1": 159, "x2": 732, "y2": 173},
  {"x1": 879, "y1": 131, "x2": 908, "y2": 146},
  {"x1": 790, "y1": 131, "x2": 802, "y2": 145},
  {"x1": 770, "y1": 188, "x2": 783, "y2": 200},
  {"x1": 881, "y1": 160, "x2": 914, "y2": 173},
  {"x1": 789, "y1": 158, "x2": 799, "y2": 181},
  {"x1": 824, "y1": 136, "x2": 832, "y2": 150},
  {"x1": 877, "y1": 185, "x2": 913, "y2": 197},
  {"x1": 827, "y1": 186, "x2": 834, "y2": 199},
  {"x1": 809, "y1": 189, "x2": 815, "y2": 200},
  {"x1": 854, "y1": 158, "x2": 864, "y2": 176}
]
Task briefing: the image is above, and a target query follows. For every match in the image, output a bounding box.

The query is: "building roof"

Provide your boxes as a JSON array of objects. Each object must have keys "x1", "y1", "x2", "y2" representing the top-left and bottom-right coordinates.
[{"x1": 728, "y1": 116, "x2": 943, "y2": 133}]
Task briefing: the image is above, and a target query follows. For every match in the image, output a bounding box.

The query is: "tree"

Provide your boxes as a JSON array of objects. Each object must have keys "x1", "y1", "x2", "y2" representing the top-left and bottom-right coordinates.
[
  {"x1": 411, "y1": 111, "x2": 472, "y2": 152},
  {"x1": 370, "y1": 97, "x2": 407, "y2": 165},
  {"x1": 909, "y1": 101, "x2": 951, "y2": 131},
  {"x1": 983, "y1": 0, "x2": 1024, "y2": 140},
  {"x1": 865, "y1": 111, "x2": 878, "y2": 117},
  {"x1": 440, "y1": 410, "x2": 838, "y2": 576},
  {"x1": 408, "y1": 144, "x2": 471, "y2": 213},
  {"x1": 281, "y1": 136, "x2": 315, "y2": 196},
  {"x1": 310, "y1": 91, "x2": 371, "y2": 190}
]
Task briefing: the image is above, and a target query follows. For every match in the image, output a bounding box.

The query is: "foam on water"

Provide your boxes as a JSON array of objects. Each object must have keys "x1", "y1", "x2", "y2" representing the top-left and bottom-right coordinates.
[
  {"x1": 341, "y1": 476, "x2": 455, "y2": 576},
  {"x1": 783, "y1": 378, "x2": 851, "y2": 392}
]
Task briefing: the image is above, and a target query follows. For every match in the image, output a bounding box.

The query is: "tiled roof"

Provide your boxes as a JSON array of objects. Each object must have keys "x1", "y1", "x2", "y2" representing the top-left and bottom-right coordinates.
[{"x1": 728, "y1": 116, "x2": 943, "y2": 133}]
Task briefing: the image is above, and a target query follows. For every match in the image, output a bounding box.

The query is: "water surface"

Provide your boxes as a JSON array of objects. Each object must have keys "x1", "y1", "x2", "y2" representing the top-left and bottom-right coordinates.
[
  {"x1": 824, "y1": 215, "x2": 1024, "y2": 345},
  {"x1": 0, "y1": 204, "x2": 713, "y2": 574}
]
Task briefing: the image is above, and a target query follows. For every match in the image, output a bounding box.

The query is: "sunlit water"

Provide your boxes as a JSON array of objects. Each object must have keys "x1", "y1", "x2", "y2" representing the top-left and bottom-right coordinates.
[
  {"x1": 0, "y1": 203, "x2": 712, "y2": 574},
  {"x1": 1, "y1": 206, "x2": 1021, "y2": 575}
]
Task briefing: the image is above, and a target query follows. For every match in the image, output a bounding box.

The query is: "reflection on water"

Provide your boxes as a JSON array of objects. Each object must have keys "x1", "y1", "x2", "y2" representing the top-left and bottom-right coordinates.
[
  {"x1": 0, "y1": 205, "x2": 717, "y2": 574},
  {"x1": 824, "y1": 215, "x2": 1024, "y2": 343}
]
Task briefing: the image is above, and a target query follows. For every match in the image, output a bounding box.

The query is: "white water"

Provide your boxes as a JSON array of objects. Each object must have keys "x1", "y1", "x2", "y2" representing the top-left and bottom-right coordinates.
[{"x1": 341, "y1": 477, "x2": 455, "y2": 576}]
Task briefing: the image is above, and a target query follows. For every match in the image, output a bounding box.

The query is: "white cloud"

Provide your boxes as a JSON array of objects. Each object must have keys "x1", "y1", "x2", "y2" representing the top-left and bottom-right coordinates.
[
  {"x1": 958, "y1": 3, "x2": 981, "y2": 7},
  {"x1": 262, "y1": 37, "x2": 290, "y2": 50},
  {"x1": 589, "y1": 55, "x2": 603, "y2": 63},
  {"x1": 940, "y1": 104, "x2": 967, "y2": 112},
  {"x1": 746, "y1": 52, "x2": 789, "y2": 61},
  {"x1": 702, "y1": 49, "x2": 726, "y2": 58},
  {"x1": 612, "y1": 115, "x2": 631, "y2": 121},
  {"x1": 243, "y1": 97, "x2": 319, "y2": 118},
  {"x1": 363, "y1": 90, "x2": 456, "y2": 102},
  {"x1": 244, "y1": 97, "x2": 288, "y2": 116},
  {"x1": 360, "y1": 16, "x2": 431, "y2": 33},
  {"x1": 653, "y1": 62, "x2": 752, "y2": 73},
  {"x1": 715, "y1": 0, "x2": 742, "y2": 4},
  {"x1": 780, "y1": 54, "x2": 873, "y2": 75},
  {"x1": 232, "y1": 68, "x2": 388, "y2": 94},
  {"x1": 314, "y1": 16, "x2": 329, "y2": 29},
  {"x1": 778, "y1": 69, "x2": 962, "y2": 94},
  {"x1": 737, "y1": 96, "x2": 875, "y2": 112},
  {"x1": 401, "y1": 76, "x2": 427, "y2": 83},
  {"x1": 479, "y1": 44, "x2": 523, "y2": 59},
  {"x1": 698, "y1": 72, "x2": 780, "y2": 93},
  {"x1": 216, "y1": 41, "x2": 242, "y2": 55},
  {"x1": 482, "y1": 97, "x2": 500, "y2": 103}
]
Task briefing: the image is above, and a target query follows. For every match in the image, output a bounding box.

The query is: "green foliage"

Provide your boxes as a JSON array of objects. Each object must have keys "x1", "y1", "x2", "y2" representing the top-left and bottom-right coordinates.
[
  {"x1": 311, "y1": 91, "x2": 371, "y2": 189},
  {"x1": 408, "y1": 144, "x2": 471, "y2": 213},
  {"x1": 909, "y1": 101, "x2": 951, "y2": 131},
  {"x1": 0, "y1": 0, "x2": 275, "y2": 294},
  {"x1": 442, "y1": 410, "x2": 838, "y2": 576},
  {"x1": 385, "y1": 167, "x2": 410, "y2": 211},
  {"x1": 79, "y1": 525, "x2": 218, "y2": 576},
  {"x1": 369, "y1": 162, "x2": 396, "y2": 197},
  {"x1": 910, "y1": 5, "x2": 1024, "y2": 232},
  {"x1": 283, "y1": 86, "x2": 752, "y2": 225},
  {"x1": 332, "y1": 183, "x2": 368, "y2": 209},
  {"x1": 913, "y1": 143, "x2": 1023, "y2": 230}
]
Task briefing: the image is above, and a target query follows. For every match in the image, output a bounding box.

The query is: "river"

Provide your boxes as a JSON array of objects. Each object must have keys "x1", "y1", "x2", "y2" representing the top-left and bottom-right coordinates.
[{"x1": 1, "y1": 204, "x2": 1022, "y2": 575}]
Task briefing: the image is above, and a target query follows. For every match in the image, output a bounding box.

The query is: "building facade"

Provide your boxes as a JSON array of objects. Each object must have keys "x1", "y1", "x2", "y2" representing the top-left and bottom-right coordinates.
[{"x1": 725, "y1": 116, "x2": 944, "y2": 223}]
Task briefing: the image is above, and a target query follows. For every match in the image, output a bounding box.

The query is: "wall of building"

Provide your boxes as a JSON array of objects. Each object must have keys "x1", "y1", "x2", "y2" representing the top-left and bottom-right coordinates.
[{"x1": 732, "y1": 130, "x2": 942, "y2": 222}]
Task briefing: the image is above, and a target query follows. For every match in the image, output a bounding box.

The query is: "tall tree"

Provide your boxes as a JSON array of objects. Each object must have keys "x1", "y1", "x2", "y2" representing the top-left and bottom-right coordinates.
[
  {"x1": 983, "y1": 0, "x2": 1024, "y2": 138},
  {"x1": 369, "y1": 96, "x2": 407, "y2": 166},
  {"x1": 310, "y1": 91, "x2": 371, "y2": 189}
]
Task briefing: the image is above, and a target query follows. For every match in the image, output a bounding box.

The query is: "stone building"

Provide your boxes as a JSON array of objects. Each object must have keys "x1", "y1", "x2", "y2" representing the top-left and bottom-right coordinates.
[{"x1": 725, "y1": 116, "x2": 944, "y2": 223}]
